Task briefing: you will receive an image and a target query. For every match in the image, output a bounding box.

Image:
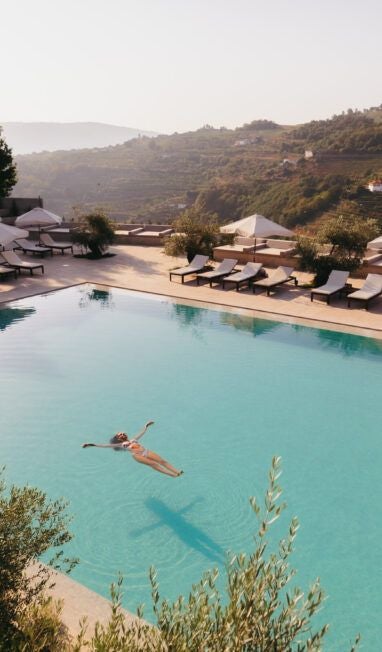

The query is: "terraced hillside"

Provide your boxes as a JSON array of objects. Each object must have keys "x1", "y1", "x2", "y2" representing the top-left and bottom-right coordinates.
[{"x1": 11, "y1": 109, "x2": 382, "y2": 228}]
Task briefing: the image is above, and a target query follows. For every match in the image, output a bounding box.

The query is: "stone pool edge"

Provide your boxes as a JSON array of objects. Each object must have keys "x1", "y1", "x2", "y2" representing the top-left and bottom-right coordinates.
[{"x1": 2, "y1": 280, "x2": 382, "y2": 341}]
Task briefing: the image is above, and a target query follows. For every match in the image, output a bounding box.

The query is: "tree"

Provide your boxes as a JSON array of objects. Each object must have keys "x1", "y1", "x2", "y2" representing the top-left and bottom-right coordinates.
[
  {"x1": 164, "y1": 208, "x2": 223, "y2": 262},
  {"x1": 71, "y1": 211, "x2": 115, "y2": 258},
  {"x1": 297, "y1": 215, "x2": 379, "y2": 285},
  {"x1": 0, "y1": 129, "x2": 17, "y2": 197},
  {"x1": 243, "y1": 119, "x2": 279, "y2": 130},
  {"x1": 0, "y1": 470, "x2": 76, "y2": 646}
]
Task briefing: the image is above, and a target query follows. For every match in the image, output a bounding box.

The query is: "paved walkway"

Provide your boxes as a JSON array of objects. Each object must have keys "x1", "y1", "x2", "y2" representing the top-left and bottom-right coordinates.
[
  {"x1": 43, "y1": 568, "x2": 138, "y2": 639},
  {"x1": 1, "y1": 245, "x2": 381, "y2": 338}
]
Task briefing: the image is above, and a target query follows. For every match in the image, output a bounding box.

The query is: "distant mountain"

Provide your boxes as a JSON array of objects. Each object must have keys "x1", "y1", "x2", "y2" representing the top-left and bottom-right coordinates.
[
  {"x1": 12, "y1": 108, "x2": 382, "y2": 226},
  {"x1": 0, "y1": 122, "x2": 158, "y2": 155}
]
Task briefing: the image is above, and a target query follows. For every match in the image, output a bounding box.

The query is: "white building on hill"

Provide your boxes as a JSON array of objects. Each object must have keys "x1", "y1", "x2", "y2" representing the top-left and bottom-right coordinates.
[{"x1": 368, "y1": 179, "x2": 382, "y2": 192}]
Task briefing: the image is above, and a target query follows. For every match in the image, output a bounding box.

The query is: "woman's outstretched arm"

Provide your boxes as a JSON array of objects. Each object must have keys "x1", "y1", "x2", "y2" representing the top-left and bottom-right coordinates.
[
  {"x1": 82, "y1": 443, "x2": 124, "y2": 448},
  {"x1": 133, "y1": 420, "x2": 154, "y2": 442}
]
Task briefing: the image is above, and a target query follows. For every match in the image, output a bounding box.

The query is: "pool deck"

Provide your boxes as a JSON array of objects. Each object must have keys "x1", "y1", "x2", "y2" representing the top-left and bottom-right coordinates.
[
  {"x1": 1, "y1": 244, "x2": 382, "y2": 338},
  {"x1": 3, "y1": 244, "x2": 382, "y2": 637},
  {"x1": 42, "y1": 567, "x2": 139, "y2": 639}
]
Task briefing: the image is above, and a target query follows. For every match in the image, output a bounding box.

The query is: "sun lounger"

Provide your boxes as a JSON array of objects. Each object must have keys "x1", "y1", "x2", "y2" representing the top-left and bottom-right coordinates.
[
  {"x1": 253, "y1": 266, "x2": 297, "y2": 296},
  {"x1": 196, "y1": 258, "x2": 238, "y2": 287},
  {"x1": 310, "y1": 270, "x2": 349, "y2": 304},
  {"x1": 0, "y1": 264, "x2": 17, "y2": 280},
  {"x1": 40, "y1": 233, "x2": 73, "y2": 254},
  {"x1": 1, "y1": 250, "x2": 44, "y2": 275},
  {"x1": 222, "y1": 262, "x2": 263, "y2": 291},
  {"x1": 14, "y1": 239, "x2": 52, "y2": 257},
  {"x1": 347, "y1": 274, "x2": 382, "y2": 310},
  {"x1": 169, "y1": 255, "x2": 209, "y2": 283}
]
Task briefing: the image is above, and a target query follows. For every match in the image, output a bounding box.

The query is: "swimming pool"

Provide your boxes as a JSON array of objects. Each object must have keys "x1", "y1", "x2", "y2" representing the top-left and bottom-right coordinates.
[{"x1": 1, "y1": 284, "x2": 381, "y2": 649}]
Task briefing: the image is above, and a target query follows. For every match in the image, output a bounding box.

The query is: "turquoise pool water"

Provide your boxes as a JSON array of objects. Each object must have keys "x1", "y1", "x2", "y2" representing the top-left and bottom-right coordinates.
[{"x1": 1, "y1": 285, "x2": 381, "y2": 649}]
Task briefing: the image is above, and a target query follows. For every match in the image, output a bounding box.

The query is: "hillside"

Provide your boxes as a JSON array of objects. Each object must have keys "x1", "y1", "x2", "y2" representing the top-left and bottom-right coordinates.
[
  {"x1": 10, "y1": 108, "x2": 382, "y2": 227},
  {"x1": 1, "y1": 122, "x2": 157, "y2": 155}
]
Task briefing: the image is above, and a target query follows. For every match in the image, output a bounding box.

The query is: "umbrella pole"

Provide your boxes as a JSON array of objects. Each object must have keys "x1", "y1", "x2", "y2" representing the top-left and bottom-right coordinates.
[{"x1": 253, "y1": 237, "x2": 257, "y2": 262}]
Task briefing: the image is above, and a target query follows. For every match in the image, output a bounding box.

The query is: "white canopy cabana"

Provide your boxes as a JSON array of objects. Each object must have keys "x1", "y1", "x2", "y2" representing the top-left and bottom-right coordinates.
[{"x1": 220, "y1": 213, "x2": 293, "y2": 239}]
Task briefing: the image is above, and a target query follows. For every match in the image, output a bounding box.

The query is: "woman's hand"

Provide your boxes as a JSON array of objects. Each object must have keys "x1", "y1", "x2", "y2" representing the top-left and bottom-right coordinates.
[
  {"x1": 82, "y1": 443, "x2": 94, "y2": 448},
  {"x1": 146, "y1": 420, "x2": 154, "y2": 427}
]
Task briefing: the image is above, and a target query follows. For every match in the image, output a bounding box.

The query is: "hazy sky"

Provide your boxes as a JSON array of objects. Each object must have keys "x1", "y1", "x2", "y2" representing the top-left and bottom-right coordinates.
[{"x1": 2, "y1": 0, "x2": 381, "y2": 133}]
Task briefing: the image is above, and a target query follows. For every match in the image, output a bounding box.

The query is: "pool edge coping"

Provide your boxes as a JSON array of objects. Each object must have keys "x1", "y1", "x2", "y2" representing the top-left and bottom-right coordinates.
[{"x1": 1, "y1": 280, "x2": 382, "y2": 340}]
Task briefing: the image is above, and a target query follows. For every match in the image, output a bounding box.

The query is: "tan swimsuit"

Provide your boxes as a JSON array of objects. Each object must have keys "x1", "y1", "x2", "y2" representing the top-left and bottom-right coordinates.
[{"x1": 122, "y1": 440, "x2": 149, "y2": 457}]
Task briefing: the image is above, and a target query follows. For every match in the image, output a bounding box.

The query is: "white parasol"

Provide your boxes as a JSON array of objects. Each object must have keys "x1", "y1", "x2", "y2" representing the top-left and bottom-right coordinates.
[
  {"x1": 220, "y1": 213, "x2": 293, "y2": 238},
  {"x1": 220, "y1": 213, "x2": 293, "y2": 259},
  {"x1": 15, "y1": 207, "x2": 63, "y2": 243},
  {"x1": 0, "y1": 222, "x2": 29, "y2": 249}
]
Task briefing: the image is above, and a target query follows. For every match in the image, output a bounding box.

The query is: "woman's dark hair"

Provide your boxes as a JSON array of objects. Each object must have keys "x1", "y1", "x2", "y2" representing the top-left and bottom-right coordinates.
[{"x1": 110, "y1": 434, "x2": 127, "y2": 451}]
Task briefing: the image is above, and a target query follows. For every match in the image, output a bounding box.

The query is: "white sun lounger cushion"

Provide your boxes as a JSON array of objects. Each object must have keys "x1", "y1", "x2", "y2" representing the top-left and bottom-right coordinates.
[
  {"x1": 255, "y1": 266, "x2": 294, "y2": 287},
  {"x1": 198, "y1": 258, "x2": 238, "y2": 279},
  {"x1": 347, "y1": 274, "x2": 382, "y2": 300},
  {"x1": 224, "y1": 262, "x2": 262, "y2": 282},
  {"x1": 173, "y1": 255, "x2": 209, "y2": 275},
  {"x1": 314, "y1": 270, "x2": 349, "y2": 295}
]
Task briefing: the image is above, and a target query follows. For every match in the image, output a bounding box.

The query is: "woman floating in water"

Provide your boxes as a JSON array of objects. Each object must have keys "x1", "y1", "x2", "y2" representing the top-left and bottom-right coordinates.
[{"x1": 82, "y1": 420, "x2": 183, "y2": 478}]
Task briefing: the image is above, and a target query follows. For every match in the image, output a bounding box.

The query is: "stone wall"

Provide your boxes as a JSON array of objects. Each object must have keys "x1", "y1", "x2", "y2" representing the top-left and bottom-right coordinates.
[{"x1": 0, "y1": 197, "x2": 43, "y2": 220}]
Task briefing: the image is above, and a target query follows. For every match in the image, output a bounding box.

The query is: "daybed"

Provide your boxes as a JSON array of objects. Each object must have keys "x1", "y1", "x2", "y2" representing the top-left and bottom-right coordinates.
[{"x1": 255, "y1": 239, "x2": 297, "y2": 256}]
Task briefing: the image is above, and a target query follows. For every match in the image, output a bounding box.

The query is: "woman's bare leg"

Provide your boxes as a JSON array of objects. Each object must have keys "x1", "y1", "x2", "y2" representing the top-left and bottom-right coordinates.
[
  {"x1": 145, "y1": 450, "x2": 182, "y2": 475},
  {"x1": 133, "y1": 454, "x2": 178, "y2": 477}
]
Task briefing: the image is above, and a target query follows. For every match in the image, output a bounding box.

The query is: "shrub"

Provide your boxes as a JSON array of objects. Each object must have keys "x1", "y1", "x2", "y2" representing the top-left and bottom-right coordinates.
[
  {"x1": 318, "y1": 214, "x2": 378, "y2": 259},
  {"x1": 13, "y1": 597, "x2": 70, "y2": 652},
  {"x1": 72, "y1": 211, "x2": 115, "y2": 258},
  {"x1": 164, "y1": 208, "x2": 222, "y2": 262},
  {"x1": 296, "y1": 215, "x2": 379, "y2": 285},
  {"x1": 0, "y1": 470, "x2": 76, "y2": 646}
]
